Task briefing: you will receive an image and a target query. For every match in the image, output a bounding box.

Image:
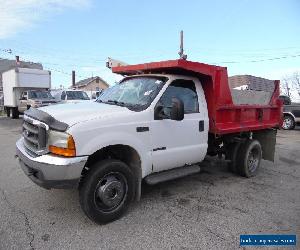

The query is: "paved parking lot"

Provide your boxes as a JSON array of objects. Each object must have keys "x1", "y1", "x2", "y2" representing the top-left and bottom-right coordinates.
[{"x1": 0, "y1": 116, "x2": 299, "y2": 250}]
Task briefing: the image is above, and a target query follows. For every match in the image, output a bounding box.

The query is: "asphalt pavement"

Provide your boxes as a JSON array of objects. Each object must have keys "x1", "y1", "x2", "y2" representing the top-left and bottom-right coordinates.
[{"x1": 0, "y1": 116, "x2": 299, "y2": 250}]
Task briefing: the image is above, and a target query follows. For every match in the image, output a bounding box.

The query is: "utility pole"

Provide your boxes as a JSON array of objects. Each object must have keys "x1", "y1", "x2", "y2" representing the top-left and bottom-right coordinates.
[
  {"x1": 15, "y1": 55, "x2": 20, "y2": 65},
  {"x1": 72, "y1": 70, "x2": 75, "y2": 88}
]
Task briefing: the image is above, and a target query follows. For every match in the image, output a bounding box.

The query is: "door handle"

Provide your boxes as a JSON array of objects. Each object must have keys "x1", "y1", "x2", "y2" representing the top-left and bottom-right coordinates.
[{"x1": 199, "y1": 120, "x2": 204, "y2": 132}]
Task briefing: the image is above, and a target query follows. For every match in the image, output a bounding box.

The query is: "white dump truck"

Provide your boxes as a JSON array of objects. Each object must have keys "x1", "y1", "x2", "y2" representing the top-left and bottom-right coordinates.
[
  {"x1": 3, "y1": 67, "x2": 52, "y2": 119},
  {"x1": 16, "y1": 59, "x2": 281, "y2": 224}
]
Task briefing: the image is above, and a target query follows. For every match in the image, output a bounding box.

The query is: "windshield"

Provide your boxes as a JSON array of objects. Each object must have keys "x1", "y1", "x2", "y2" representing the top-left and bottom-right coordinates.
[
  {"x1": 29, "y1": 90, "x2": 53, "y2": 99},
  {"x1": 67, "y1": 91, "x2": 89, "y2": 100},
  {"x1": 97, "y1": 76, "x2": 167, "y2": 111}
]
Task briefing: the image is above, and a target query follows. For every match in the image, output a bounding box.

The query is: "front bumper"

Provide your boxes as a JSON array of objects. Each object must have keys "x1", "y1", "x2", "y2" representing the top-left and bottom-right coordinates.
[{"x1": 16, "y1": 138, "x2": 88, "y2": 189}]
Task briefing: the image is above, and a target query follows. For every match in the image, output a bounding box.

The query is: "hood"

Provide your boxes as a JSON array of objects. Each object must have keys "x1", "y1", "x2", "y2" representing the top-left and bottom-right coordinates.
[
  {"x1": 63, "y1": 99, "x2": 91, "y2": 104},
  {"x1": 40, "y1": 99, "x2": 58, "y2": 103},
  {"x1": 38, "y1": 101, "x2": 132, "y2": 127}
]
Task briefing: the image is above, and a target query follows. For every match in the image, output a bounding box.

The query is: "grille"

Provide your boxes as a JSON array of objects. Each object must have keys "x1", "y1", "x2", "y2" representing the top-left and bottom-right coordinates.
[{"x1": 22, "y1": 117, "x2": 48, "y2": 155}]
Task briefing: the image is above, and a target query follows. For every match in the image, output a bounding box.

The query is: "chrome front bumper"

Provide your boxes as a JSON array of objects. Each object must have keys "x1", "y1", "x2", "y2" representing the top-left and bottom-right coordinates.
[{"x1": 16, "y1": 138, "x2": 88, "y2": 189}]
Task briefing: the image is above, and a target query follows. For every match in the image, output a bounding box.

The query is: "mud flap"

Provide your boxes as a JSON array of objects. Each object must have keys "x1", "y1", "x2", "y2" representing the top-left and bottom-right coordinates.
[{"x1": 253, "y1": 129, "x2": 277, "y2": 162}]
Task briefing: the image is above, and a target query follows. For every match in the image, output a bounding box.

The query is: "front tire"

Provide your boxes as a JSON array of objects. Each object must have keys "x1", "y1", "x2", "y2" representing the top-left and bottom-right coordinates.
[
  {"x1": 79, "y1": 159, "x2": 135, "y2": 224},
  {"x1": 11, "y1": 107, "x2": 19, "y2": 119},
  {"x1": 282, "y1": 115, "x2": 295, "y2": 130},
  {"x1": 236, "y1": 140, "x2": 262, "y2": 178}
]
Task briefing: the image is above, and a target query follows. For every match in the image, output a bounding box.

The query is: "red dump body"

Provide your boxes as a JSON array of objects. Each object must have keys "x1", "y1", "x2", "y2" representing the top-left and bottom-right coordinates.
[{"x1": 112, "y1": 59, "x2": 282, "y2": 135}]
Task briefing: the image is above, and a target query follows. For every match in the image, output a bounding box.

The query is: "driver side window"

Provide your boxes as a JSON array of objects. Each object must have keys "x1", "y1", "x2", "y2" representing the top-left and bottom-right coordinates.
[
  {"x1": 158, "y1": 80, "x2": 199, "y2": 118},
  {"x1": 21, "y1": 91, "x2": 28, "y2": 100}
]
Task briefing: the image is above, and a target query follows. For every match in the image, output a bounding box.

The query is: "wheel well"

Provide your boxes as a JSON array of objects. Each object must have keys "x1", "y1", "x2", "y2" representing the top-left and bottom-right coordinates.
[
  {"x1": 81, "y1": 144, "x2": 142, "y2": 200},
  {"x1": 283, "y1": 113, "x2": 295, "y2": 120},
  {"x1": 208, "y1": 129, "x2": 277, "y2": 162}
]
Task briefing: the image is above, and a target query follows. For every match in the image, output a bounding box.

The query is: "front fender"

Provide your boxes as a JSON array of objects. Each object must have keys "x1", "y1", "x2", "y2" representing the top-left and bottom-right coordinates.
[{"x1": 72, "y1": 130, "x2": 152, "y2": 178}]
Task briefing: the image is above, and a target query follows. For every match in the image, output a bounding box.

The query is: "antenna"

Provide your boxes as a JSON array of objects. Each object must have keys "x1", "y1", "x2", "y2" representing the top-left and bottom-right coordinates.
[{"x1": 178, "y1": 30, "x2": 187, "y2": 60}]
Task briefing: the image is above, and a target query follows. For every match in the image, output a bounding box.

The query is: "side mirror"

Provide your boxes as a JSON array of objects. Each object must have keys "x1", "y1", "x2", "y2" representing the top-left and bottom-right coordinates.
[
  {"x1": 284, "y1": 99, "x2": 291, "y2": 105},
  {"x1": 279, "y1": 96, "x2": 291, "y2": 105},
  {"x1": 170, "y1": 97, "x2": 184, "y2": 121}
]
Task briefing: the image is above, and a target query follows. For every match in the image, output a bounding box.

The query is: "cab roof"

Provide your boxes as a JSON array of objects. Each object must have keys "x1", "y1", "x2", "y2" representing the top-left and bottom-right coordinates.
[{"x1": 112, "y1": 59, "x2": 227, "y2": 78}]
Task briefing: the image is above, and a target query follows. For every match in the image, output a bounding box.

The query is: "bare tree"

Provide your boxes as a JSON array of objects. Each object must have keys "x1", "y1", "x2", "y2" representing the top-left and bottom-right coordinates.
[
  {"x1": 281, "y1": 76, "x2": 292, "y2": 97},
  {"x1": 291, "y1": 71, "x2": 300, "y2": 96},
  {"x1": 281, "y1": 71, "x2": 300, "y2": 101}
]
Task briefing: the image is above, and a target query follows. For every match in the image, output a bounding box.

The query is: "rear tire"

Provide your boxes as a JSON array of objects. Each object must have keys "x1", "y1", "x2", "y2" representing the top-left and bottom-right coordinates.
[
  {"x1": 282, "y1": 115, "x2": 295, "y2": 130},
  {"x1": 225, "y1": 143, "x2": 240, "y2": 174},
  {"x1": 79, "y1": 159, "x2": 135, "y2": 224},
  {"x1": 5, "y1": 107, "x2": 10, "y2": 117},
  {"x1": 11, "y1": 107, "x2": 19, "y2": 119},
  {"x1": 236, "y1": 140, "x2": 262, "y2": 178}
]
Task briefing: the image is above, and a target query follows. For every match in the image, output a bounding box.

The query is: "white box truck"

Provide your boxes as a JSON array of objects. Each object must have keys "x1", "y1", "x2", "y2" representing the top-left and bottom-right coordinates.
[{"x1": 3, "y1": 67, "x2": 52, "y2": 119}]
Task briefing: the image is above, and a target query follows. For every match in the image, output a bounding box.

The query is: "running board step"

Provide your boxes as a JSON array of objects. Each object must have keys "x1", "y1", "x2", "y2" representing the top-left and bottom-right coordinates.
[{"x1": 144, "y1": 165, "x2": 201, "y2": 185}]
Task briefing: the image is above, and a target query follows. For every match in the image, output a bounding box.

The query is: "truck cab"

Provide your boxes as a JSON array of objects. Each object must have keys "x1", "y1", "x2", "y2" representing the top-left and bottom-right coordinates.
[
  {"x1": 18, "y1": 90, "x2": 57, "y2": 113},
  {"x1": 99, "y1": 74, "x2": 208, "y2": 172},
  {"x1": 51, "y1": 89, "x2": 90, "y2": 103}
]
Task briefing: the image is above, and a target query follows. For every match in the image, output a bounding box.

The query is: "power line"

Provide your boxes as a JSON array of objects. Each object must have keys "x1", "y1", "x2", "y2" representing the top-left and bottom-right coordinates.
[
  {"x1": 3, "y1": 43, "x2": 300, "y2": 67},
  {"x1": 216, "y1": 53, "x2": 300, "y2": 64},
  {"x1": 1, "y1": 46, "x2": 300, "y2": 78},
  {"x1": 0, "y1": 50, "x2": 89, "y2": 81},
  {"x1": 0, "y1": 48, "x2": 12, "y2": 54}
]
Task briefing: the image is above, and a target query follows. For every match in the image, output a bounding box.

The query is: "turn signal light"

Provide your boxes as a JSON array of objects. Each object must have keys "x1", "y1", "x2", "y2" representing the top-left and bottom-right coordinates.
[
  {"x1": 49, "y1": 135, "x2": 76, "y2": 157},
  {"x1": 67, "y1": 135, "x2": 76, "y2": 150}
]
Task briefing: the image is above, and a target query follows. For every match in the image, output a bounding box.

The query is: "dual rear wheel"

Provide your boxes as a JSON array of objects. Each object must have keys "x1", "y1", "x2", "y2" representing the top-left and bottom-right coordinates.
[{"x1": 226, "y1": 139, "x2": 262, "y2": 177}]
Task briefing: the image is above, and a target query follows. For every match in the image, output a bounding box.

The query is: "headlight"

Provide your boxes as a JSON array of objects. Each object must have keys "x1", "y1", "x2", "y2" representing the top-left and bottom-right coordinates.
[{"x1": 48, "y1": 130, "x2": 76, "y2": 157}]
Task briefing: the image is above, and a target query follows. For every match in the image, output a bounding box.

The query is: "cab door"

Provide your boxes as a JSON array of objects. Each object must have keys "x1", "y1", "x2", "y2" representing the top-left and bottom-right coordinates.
[
  {"x1": 18, "y1": 91, "x2": 28, "y2": 113},
  {"x1": 150, "y1": 79, "x2": 208, "y2": 172}
]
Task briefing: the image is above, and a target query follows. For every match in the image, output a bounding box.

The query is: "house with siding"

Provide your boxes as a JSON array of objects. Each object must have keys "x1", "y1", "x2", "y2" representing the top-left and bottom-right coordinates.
[{"x1": 73, "y1": 76, "x2": 109, "y2": 92}]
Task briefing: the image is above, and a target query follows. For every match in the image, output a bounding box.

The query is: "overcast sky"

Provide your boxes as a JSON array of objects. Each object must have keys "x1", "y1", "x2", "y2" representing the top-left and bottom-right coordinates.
[{"x1": 0, "y1": 0, "x2": 299, "y2": 94}]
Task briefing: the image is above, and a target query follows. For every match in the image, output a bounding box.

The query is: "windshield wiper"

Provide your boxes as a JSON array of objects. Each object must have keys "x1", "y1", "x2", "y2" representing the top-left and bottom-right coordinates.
[
  {"x1": 106, "y1": 99, "x2": 126, "y2": 106},
  {"x1": 126, "y1": 103, "x2": 144, "y2": 111},
  {"x1": 100, "y1": 99, "x2": 136, "y2": 110}
]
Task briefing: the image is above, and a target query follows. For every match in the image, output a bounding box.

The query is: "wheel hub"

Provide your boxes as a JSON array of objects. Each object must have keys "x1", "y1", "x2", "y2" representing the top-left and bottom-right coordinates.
[
  {"x1": 283, "y1": 118, "x2": 292, "y2": 129},
  {"x1": 248, "y1": 151, "x2": 259, "y2": 173},
  {"x1": 96, "y1": 175, "x2": 125, "y2": 208}
]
